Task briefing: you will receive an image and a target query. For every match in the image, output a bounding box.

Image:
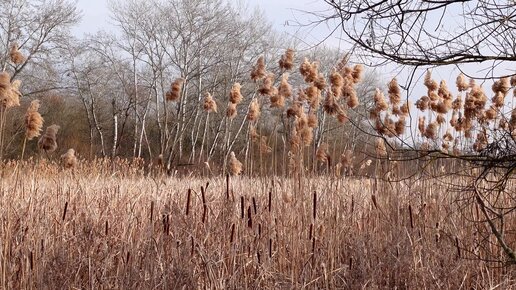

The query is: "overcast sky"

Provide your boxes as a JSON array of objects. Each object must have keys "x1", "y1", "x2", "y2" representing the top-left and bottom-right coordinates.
[{"x1": 74, "y1": 0, "x2": 342, "y2": 48}]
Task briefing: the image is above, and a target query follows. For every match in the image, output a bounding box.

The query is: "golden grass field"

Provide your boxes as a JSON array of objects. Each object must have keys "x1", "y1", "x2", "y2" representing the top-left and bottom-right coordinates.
[{"x1": 0, "y1": 159, "x2": 514, "y2": 289}]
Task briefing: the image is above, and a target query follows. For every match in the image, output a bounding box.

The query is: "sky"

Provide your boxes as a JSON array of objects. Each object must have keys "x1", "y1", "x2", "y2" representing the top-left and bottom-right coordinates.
[{"x1": 74, "y1": 0, "x2": 341, "y2": 47}]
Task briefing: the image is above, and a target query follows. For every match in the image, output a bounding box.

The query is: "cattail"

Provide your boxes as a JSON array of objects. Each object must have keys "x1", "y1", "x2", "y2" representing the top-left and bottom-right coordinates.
[
  {"x1": 492, "y1": 77, "x2": 510, "y2": 95},
  {"x1": 415, "y1": 96, "x2": 430, "y2": 111},
  {"x1": 166, "y1": 78, "x2": 184, "y2": 101},
  {"x1": 306, "y1": 85, "x2": 321, "y2": 110},
  {"x1": 9, "y1": 42, "x2": 25, "y2": 65},
  {"x1": 299, "y1": 58, "x2": 318, "y2": 83},
  {"x1": 388, "y1": 78, "x2": 401, "y2": 106},
  {"x1": 330, "y1": 70, "x2": 344, "y2": 98},
  {"x1": 351, "y1": 64, "x2": 363, "y2": 83},
  {"x1": 203, "y1": 93, "x2": 217, "y2": 113},
  {"x1": 438, "y1": 80, "x2": 453, "y2": 100},
  {"x1": 226, "y1": 102, "x2": 237, "y2": 119},
  {"x1": 316, "y1": 143, "x2": 329, "y2": 162},
  {"x1": 314, "y1": 73, "x2": 327, "y2": 90},
  {"x1": 278, "y1": 73, "x2": 292, "y2": 99},
  {"x1": 307, "y1": 112, "x2": 318, "y2": 128},
  {"x1": 418, "y1": 116, "x2": 426, "y2": 135},
  {"x1": 25, "y1": 100, "x2": 44, "y2": 140},
  {"x1": 0, "y1": 74, "x2": 21, "y2": 109},
  {"x1": 228, "y1": 152, "x2": 243, "y2": 175},
  {"x1": 323, "y1": 92, "x2": 339, "y2": 115},
  {"x1": 452, "y1": 95, "x2": 463, "y2": 111},
  {"x1": 269, "y1": 93, "x2": 285, "y2": 108},
  {"x1": 286, "y1": 100, "x2": 303, "y2": 118},
  {"x1": 456, "y1": 74, "x2": 469, "y2": 92},
  {"x1": 247, "y1": 99, "x2": 260, "y2": 121},
  {"x1": 258, "y1": 73, "x2": 274, "y2": 96},
  {"x1": 229, "y1": 83, "x2": 243, "y2": 104},
  {"x1": 424, "y1": 122, "x2": 438, "y2": 140},
  {"x1": 279, "y1": 48, "x2": 295, "y2": 71},
  {"x1": 61, "y1": 149, "x2": 78, "y2": 169},
  {"x1": 424, "y1": 71, "x2": 438, "y2": 91},
  {"x1": 375, "y1": 138, "x2": 387, "y2": 157},
  {"x1": 251, "y1": 56, "x2": 266, "y2": 81},
  {"x1": 373, "y1": 88, "x2": 388, "y2": 112},
  {"x1": 347, "y1": 91, "x2": 359, "y2": 109},
  {"x1": 395, "y1": 117, "x2": 406, "y2": 136},
  {"x1": 38, "y1": 124, "x2": 60, "y2": 153}
]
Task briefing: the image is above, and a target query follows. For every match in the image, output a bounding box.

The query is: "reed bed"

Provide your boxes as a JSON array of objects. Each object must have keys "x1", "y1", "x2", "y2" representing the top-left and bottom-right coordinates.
[{"x1": 0, "y1": 160, "x2": 514, "y2": 289}]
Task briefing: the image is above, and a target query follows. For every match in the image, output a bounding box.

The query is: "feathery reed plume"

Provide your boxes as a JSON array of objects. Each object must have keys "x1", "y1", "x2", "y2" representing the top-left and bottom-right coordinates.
[
  {"x1": 226, "y1": 102, "x2": 237, "y2": 119},
  {"x1": 9, "y1": 42, "x2": 25, "y2": 65},
  {"x1": 415, "y1": 96, "x2": 430, "y2": 111},
  {"x1": 316, "y1": 143, "x2": 329, "y2": 162},
  {"x1": 395, "y1": 117, "x2": 406, "y2": 136},
  {"x1": 323, "y1": 92, "x2": 339, "y2": 115},
  {"x1": 306, "y1": 85, "x2": 321, "y2": 109},
  {"x1": 251, "y1": 56, "x2": 266, "y2": 81},
  {"x1": 269, "y1": 93, "x2": 285, "y2": 108},
  {"x1": 228, "y1": 151, "x2": 243, "y2": 175},
  {"x1": 307, "y1": 112, "x2": 318, "y2": 128},
  {"x1": 388, "y1": 78, "x2": 401, "y2": 106},
  {"x1": 351, "y1": 64, "x2": 363, "y2": 83},
  {"x1": 299, "y1": 58, "x2": 318, "y2": 83},
  {"x1": 375, "y1": 138, "x2": 387, "y2": 157},
  {"x1": 259, "y1": 73, "x2": 275, "y2": 96},
  {"x1": 229, "y1": 83, "x2": 243, "y2": 104},
  {"x1": 278, "y1": 48, "x2": 294, "y2": 71},
  {"x1": 452, "y1": 95, "x2": 462, "y2": 111},
  {"x1": 203, "y1": 93, "x2": 217, "y2": 113},
  {"x1": 424, "y1": 71, "x2": 438, "y2": 91},
  {"x1": 456, "y1": 74, "x2": 469, "y2": 91},
  {"x1": 0, "y1": 74, "x2": 21, "y2": 109},
  {"x1": 347, "y1": 91, "x2": 359, "y2": 109},
  {"x1": 166, "y1": 78, "x2": 184, "y2": 102},
  {"x1": 340, "y1": 149, "x2": 354, "y2": 169},
  {"x1": 492, "y1": 92, "x2": 504, "y2": 108},
  {"x1": 373, "y1": 88, "x2": 388, "y2": 112},
  {"x1": 278, "y1": 73, "x2": 292, "y2": 98},
  {"x1": 400, "y1": 101, "x2": 410, "y2": 116},
  {"x1": 314, "y1": 73, "x2": 327, "y2": 90},
  {"x1": 424, "y1": 121, "x2": 438, "y2": 140},
  {"x1": 418, "y1": 116, "x2": 426, "y2": 135},
  {"x1": 61, "y1": 148, "x2": 78, "y2": 169},
  {"x1": 492, "y1": 77, "x2": 510, "y2": 95},
  {"x1": 25, "y1": 100, "x2": 44, "y2": 140},
  {"x1": 38, "y1": 124, "x2": 60, "y2": 153},
  {"x1": 247, "y1": 99, "x2": 260, "y2": 121},
  {"x1": 330, "y1": 70, "x2": 344, "y2": 98}
]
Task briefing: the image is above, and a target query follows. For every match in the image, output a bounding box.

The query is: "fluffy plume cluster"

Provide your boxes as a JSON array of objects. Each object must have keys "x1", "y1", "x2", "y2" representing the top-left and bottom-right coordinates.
[
  {"x1": 0, "y1": 72, "x2": 22, "y2": 109},
  {"x1": 203, "y1": 93, "x2": 217, "y2": 113},
  {"x1": 250, "y1": 56, "x2": 266, "y2": 81},
  {"x1": 375, "y1": 138, "x2": 387, "y2": 157},
  {"x1": 227, "y1": 83, "x2": 243, "y2": 119},
  {"x1": 247, "y1": 99, "x2": 260, "y2": 121},
  {"x1": 165, "y1": 78, "x2": 184, "y2": 102},
  {"x1": 370, "y1": 81, "x2": 408, "y2": 137},
  {"x1": 278, "y1": 48, "x2": 294, "y2": 71},
  {"x1": 25, "y1": 100, "x2": 44, "y2": 140},
  {"x1": 316, "y1": 143, "x2": 329, "y2": 162},
  {"x1": 38, "y1": 124, "x2": 60, "y2": 153},
  {"x1": 228, "y1": 151, "x2": 243, "y2": 175},
  {"x1": 258, "y1": 73, "x2": 275, "y2": 96},
  {"x1": 61, "y1": 149, "x2": 78, "y2": 169},
  {"x1": 9, "y1": 43, "x2": 25, "y2": 65}
]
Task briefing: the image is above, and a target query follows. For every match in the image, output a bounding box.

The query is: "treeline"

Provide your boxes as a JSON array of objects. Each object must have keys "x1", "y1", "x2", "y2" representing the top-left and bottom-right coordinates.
[{"x1": 0, "y1": 0, "x2": 380, "y2": 171}]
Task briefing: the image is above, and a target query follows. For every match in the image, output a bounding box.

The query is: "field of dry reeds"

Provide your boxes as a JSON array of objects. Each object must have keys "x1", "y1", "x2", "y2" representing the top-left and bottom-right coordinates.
[{"x1": 0, "y1": 159, "x2": 514, "y2": 289}]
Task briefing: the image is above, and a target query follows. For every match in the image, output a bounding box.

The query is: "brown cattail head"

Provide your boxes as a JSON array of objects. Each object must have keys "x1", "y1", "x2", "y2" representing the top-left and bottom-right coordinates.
[
  {"x1": 456, "y1": 74, "x2": 469, "y2": 92},
  {"x1": 258, "y1": 73, "x2": 274, "y2": 96},
  {"x1": 388, "y1": 78, "x2": 401, "y2": 106},
  {"x1": 226, "y1": 102, "x2": 237, "y2": 119},
  {"x1": 251, "y1": 56, "x2": 266, "y2": 81},
  {"x1": 424, "y1": 71, "x2": 438, "y2": 92},
  {"x1": 25, "y1": 100, "x2": 44, "y2": 140},
  {"x1": 278, "y1": 48, "x2": 294, "y2": 71},
  {"x1": 228, "y1": 152, "x2": 243, "y2": 175},
  {"x1": 278, "y1": 73, "x2": 292, "y2": 98},
  {"x1": 229, "y1": 83, "x2": 243, "y2": 104},
  {"x1": 203, "y1": 93, "x2": 217, "y2": 113},
  {"x1": 38, "y1": 124, "x2": 60, "y2": 153},
  {"x1": 0, "y1": 74, "x2": 21, "y2": 109},
  {"x1": 316, "y1": 143, "x2": 329, "y2": 162},
  {"x1": 9, "y1": 42, "x2": 25, "y2": 65},
  {"x1": 166, "y1": 78, "x2": 184, "y2": 101},
  {"x1": 299, "y1": 58, "x2": 318, "y2": 83},
  {"x1": 375, "y1": 138, "x2": 387, "y2": 157},
  {"x1": 247, "y1": 99, "x2": 260, "y2": 121},
  {"x1": 61, "y1": 148, "x2": 78, "y2": 169}
]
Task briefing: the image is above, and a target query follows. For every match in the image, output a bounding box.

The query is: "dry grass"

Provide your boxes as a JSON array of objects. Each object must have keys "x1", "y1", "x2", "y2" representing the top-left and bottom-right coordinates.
[{"x1": 0, "y1": 160, "x2": 514, "y2": 289}]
